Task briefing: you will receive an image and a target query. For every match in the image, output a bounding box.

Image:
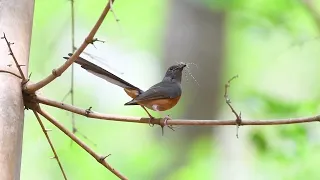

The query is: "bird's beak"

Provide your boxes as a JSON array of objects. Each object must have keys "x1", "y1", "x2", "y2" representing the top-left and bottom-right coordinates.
[{"x1": 178, "y1": 63, "x2": 187, "y2": 69}]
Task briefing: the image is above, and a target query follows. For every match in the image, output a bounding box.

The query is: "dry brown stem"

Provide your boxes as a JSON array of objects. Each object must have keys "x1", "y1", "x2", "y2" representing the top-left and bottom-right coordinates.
[
  {"x1": 35, "y1": 95, "x2": 320, "y2": 126},
  {"x1": 33, "y1": 110, "x2": 67, "y2": 180},
  {"x1": 36, "y1": 107, "x2": 128, "y2": 180}
]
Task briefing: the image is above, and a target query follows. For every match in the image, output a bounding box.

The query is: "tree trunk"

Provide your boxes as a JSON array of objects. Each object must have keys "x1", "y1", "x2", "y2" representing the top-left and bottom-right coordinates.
[
  {"x1": 0, "y1": 0, "x2": 34, "y2": 179},
  {"x1": 159, "y1": 0, "x2": 224, "y2": 178},
  {"x1": 163, "y1": 0, "x2": 224, "y2": 138}
]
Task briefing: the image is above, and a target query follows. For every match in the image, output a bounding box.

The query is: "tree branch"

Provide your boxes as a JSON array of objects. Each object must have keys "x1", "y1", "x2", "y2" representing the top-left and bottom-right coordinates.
[
  {"x1": 1, "y1": 33, "x2": 27, "y2": 82},
  {"x1": 224, "y1": 75, "x2": 242, "y2": 138},
  {"x1": 110, "y1": 0, "x2": 120, "y2": 22},
  {"x1": 224, "y1": 75, "x2": 241, "y2": 122},
  {"x1": 0, "y1": 70, "x2": 22, "y2": 79},
  {"x1": 70, "y1": 0, "x2": 76, "y2": 135},
  {"x1": 33, "y1": 110, "x2": 67, "y2": 180},
  {"x1": 35, "y1": 107, "x2": 128, "y2": 180},
  {"x1": 24, "y1": 0, "x2": 115, "y2": 93},
  {"x1": 34, "y1": 94, "x2": 320, "y2": 126},
  {"x1": 67, "y1": 0, "x2": 95, "y2": 147}
]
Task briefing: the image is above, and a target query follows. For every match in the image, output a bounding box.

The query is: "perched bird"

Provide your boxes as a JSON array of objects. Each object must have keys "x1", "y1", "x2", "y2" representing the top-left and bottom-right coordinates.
[{"x1": 64, "y1": 53, "x2": 186, "y2": 130}]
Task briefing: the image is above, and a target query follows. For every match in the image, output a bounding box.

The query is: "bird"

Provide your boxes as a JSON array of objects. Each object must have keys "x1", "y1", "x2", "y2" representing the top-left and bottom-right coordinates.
[{"x1": 64, "y1": 53, "x2": 186, "y2": 131}]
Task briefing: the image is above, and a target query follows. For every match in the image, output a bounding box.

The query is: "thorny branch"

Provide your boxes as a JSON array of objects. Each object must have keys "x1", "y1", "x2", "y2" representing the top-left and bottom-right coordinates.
[
  {"x1": 3, "y1": 0, "x2": 320, "y2": 179},
  {"x1": 2, "y1": 0, "x2": 124, "y2": 179},
  {"x1": 1, "y1": 33, "x2": 27, "y2": 82},
  {"x1": 2, "y1": 32, "x2": 69, "y2": 179},
  {"x1": 224, "y1": 75, "x2": 242, "y2": 138},
  {"x1": 33, "y1": 110, "x2": 68, "y2": 180},
  {"x1": 36, "y1": 107, "x2": 128, "y2": 180},
  {"x1": 34, "y1": 94, "x2": 320, "y2": 126}
]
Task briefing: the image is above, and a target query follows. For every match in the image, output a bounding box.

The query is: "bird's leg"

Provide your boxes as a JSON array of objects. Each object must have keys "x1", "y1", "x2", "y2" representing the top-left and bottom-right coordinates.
[{"x1": 141, "y1": 106, "x2": 155, "y2": 127}]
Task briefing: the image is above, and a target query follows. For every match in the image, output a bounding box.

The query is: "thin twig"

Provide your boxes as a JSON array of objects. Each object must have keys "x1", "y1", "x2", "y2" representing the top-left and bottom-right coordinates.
[
  {"x1": 33, "y1": 110, "x2": 67, "y2": 180},
  {"x1": 61, "y1": 91, "x2": 97, "y2": 146},
  {"x1": 35, "y1": 95, "x2": 320, "y2": 126},
  {"x1": 224, "y1": 75, "x2": 241, "y2": 138},
  {"x1": 0, "y1": 70, "x2": 22, "y2": 79},
  {"x1": 61, "y1": 90, "x2": 72, "y2": 103},
  {"x1": 61, "y1": 0, "x2": 93, "y2": 147},
  {"x1": 72, "y1": 128, "x2": 97, "y2": 147},
  {"x1": 109, "y1": 0, "x2": 123, "y2": 33},
  {"x1": 69, "y1": 0, "x2": 78, "y2": 147},
  {"x1": 110, "y1": 0, "x2": 120, "y2": 22},
  {"x1": 36, "y1": 107, "x2": 128, "y2": 180},
  {"x1": 24, "y1": 0, "x2": 116, "y2": 93},
  {"x1": 1, "y1": 33, "x2": 27, "y2": 82},
  {"x1": 70, "y1": 0, "x2": 76, "y2": 52},
  {"x1": 70, "y1": 0, "x2": 76, "y2": 135}
]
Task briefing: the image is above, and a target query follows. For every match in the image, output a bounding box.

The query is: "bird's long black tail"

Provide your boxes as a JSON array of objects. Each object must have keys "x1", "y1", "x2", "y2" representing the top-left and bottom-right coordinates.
[{"x1": 63, "y1": 53, "x2": 142, "y2": 93}]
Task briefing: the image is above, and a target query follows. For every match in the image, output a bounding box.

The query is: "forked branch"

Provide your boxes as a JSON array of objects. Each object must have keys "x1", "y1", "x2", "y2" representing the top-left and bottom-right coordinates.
[
  {"x1": 224, "y1": 75, "x2": 242, "y2": 138},
  {"x1": 36, "y1": 107, "x2": 128, "y2": 180}
]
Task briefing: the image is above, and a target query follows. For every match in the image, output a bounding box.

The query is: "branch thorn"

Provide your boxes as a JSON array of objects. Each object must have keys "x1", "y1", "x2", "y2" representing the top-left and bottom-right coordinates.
[
  {"x1": 85, "y1": 106, "x2": 93, "y2": 116},
  {"x1": 99, "y1": 154, "x2": 111, "y2": 162},
  {"x1": 50, "y1": 156, "x2": 57, "y2": 159}
]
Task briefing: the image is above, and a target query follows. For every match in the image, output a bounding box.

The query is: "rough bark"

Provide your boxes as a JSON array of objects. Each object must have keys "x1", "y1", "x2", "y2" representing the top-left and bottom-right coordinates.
[{"x1": 0, "y1": 0, "x2": 34, "y2": 179}]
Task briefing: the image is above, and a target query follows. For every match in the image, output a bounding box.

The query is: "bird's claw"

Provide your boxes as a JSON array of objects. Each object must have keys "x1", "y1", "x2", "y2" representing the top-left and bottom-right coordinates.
[
  {"x1": 161, "y1": 115, "x2": 175, "y2": 136},
  {"x1": 148, "y1": 116, "x2": 155, "y2": 127}
]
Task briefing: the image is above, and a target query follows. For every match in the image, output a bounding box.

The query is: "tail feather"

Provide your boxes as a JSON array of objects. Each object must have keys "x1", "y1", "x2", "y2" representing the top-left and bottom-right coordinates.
[
  {"x1": 124, "y1": 100, "x2": 139, "y2": 105},
  {"x1": 64, "y1": 53, "x2": 142, "y2": 92}
]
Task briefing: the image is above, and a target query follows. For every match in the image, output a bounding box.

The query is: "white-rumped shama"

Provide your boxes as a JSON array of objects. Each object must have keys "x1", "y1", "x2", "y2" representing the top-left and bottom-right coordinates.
[{"x1": 64, "y1": 53, "x2": 186, "y2": 127}]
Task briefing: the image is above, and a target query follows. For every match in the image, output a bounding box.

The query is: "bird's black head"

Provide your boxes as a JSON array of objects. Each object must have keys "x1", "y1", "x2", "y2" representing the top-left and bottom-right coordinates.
[{"x1": 162, "y1": 63, "x2": 187, "y2": 83}]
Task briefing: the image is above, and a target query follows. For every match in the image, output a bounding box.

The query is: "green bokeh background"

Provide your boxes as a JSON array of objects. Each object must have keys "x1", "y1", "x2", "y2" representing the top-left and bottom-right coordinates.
[{"x1": 21, "y1": 0, "x2": 320, "y2": 179}]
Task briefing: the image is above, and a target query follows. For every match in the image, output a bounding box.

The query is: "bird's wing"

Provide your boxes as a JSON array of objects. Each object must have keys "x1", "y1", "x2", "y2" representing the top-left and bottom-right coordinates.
[{"x1": 125, "y1": 82, "x2": 181, "y2": 105}]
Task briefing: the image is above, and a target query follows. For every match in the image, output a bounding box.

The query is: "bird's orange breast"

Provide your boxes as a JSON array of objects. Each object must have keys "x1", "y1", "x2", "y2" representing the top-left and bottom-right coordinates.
[{"x1": 137, "y1": 96, "x2": 181, "y2": 111}]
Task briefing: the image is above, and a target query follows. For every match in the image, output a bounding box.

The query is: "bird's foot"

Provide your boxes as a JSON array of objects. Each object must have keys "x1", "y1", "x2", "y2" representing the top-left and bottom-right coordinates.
[
  {"x1": 148, "y1": 115, "x2": 155, "y2": 127},
  {"x1": 161, "y1": 115, "x2": 175, "y2": 136}
]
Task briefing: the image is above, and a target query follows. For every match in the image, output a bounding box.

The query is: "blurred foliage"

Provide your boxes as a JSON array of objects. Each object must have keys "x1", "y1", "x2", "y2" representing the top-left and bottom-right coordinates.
[{"x1": 22, "y1": 0, "x2": 320, "y2": 179}]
